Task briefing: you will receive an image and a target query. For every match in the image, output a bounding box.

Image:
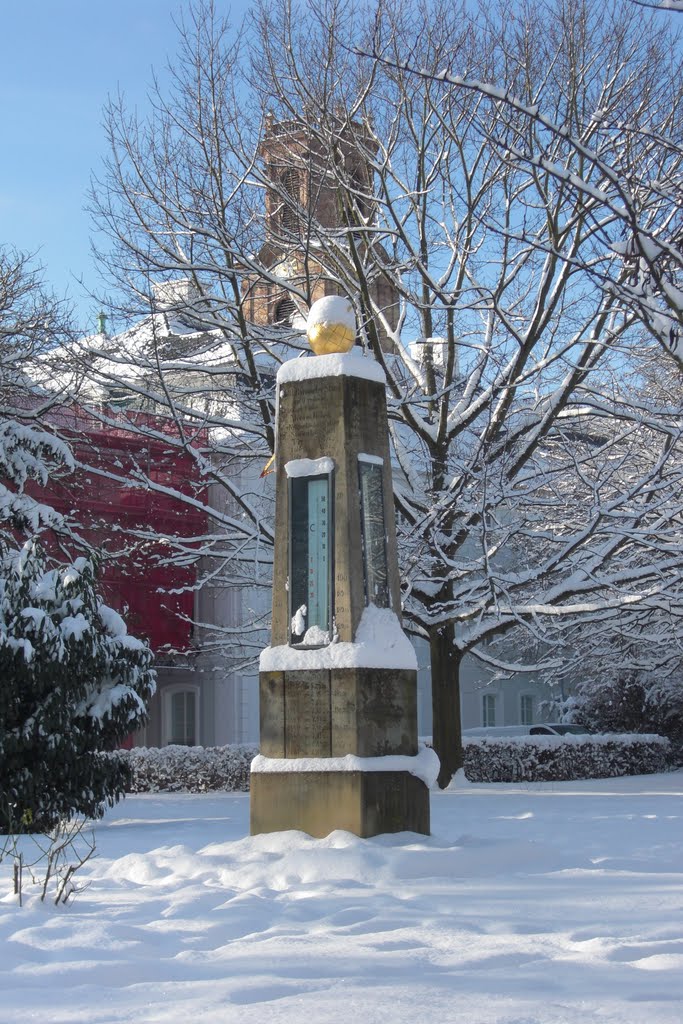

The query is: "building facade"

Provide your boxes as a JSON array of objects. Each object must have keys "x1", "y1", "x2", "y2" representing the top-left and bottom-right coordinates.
[{"x1": 27, "y1": 400, "x2": 263, "y2": 750}]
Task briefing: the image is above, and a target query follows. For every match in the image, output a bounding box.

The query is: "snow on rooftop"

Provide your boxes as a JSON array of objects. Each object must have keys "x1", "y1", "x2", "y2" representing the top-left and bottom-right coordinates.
[{"x1": 277, "y1": 351, "x2": 386, "y2": 386}]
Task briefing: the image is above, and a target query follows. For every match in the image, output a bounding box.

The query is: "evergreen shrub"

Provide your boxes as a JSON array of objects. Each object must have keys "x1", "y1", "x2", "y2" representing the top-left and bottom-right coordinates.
[{"x1": 0, "y1": 542, "x2": 155, "y2": 832}]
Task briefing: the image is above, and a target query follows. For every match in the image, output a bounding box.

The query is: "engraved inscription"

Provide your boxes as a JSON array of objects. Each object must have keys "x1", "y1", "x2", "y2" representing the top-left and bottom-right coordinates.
[
  {"x1": 330, "y1": 672, "x2": 358, "y2": 756},
  {"x1": 284, "y1": 671, "x2": 331, "y2": 757},
  {"x1": 283, "y1": 382, "x2": 340, "y2": 453}
]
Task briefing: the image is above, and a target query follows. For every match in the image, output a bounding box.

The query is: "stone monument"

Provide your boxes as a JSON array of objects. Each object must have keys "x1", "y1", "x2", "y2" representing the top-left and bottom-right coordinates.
[{"x1": 250, "y1": 296, "x2": 437, "y2": 838}]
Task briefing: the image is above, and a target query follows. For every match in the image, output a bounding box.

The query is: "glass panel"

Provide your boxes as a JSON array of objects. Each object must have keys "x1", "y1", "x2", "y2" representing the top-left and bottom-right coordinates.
[
  {"x1": 520, "y1": 694, "x2": 534, "y2": 726},
  {"x1": 290, "y1": 474, "x2": 331, "y2": 644},
  {"x1": 358, "y1": 460, "x2": 389, "y2": 607},
  {"x1": 185, "y1": 691, "x2": 196, "y2": 745},
  {"x1": 170, "y1": 690, "x2": 196, "y2": 746},
  {"x1": 170, "y1": 691, "x2": 183, "y2": 744},
  {"x1": 483, "y1": 694, "x2": 496, "y2": 727}
]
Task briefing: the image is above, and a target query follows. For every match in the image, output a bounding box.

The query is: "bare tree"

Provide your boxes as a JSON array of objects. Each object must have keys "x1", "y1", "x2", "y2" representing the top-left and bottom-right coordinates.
[
  {"x1": 63, "y1": 4, "x2": 289, "y2": 666},
  {"x1": 79, "y1": 0, "x2": 683, "y2": 785},
  {"x1": 250, "y1": 0, "x2": 683, "y2": 782},
  {"x1": 360, "y1": 0, "x2": 683, "y2": 367}
]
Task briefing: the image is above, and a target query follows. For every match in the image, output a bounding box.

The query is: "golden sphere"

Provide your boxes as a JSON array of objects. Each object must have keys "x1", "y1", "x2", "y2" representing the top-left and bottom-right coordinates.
[
  {"x1": 307, "y1": 320, "x2": 356, "y2": 355},
  {"x1": 306, "y1": 296, "x2": 356, "y2": 355}
]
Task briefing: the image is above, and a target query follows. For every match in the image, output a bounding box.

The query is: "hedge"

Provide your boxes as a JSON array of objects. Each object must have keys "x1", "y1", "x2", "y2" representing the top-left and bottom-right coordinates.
[
  {"x1": 118, "y1": 743, "x2": 259, "y2": 793},
  {"x1": 463, "y1": 733, "x2": 670, "y2": 783},
  {"x1": 116, "y1": 733, "x2": 670, "y2": 793}
]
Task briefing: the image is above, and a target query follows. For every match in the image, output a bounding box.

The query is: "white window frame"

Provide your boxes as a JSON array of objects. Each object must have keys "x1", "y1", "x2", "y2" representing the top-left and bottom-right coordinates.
[
  {"x1": 162, "y1": 684, "x2": 200, "y2": 747},
  {"x1": 520, "y1": 693, "x2": 534, "y2": 726},
  {"x1": 482, "y1": 693, "x2": 497, "y2": 728}
]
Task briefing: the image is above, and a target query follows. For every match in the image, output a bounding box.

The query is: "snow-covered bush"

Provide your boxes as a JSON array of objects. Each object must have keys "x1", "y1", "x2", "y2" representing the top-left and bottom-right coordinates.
[
  {"x1": 121, "y1": 734, "x2": 672, "y2": 791},
  {"x1": 463, "y1": 734, "x2": 670, "y2": 783},
  {"x1": 119, "y1": 743, "x2": 258, "y2": 793},
  {"x1": 559, "y1": 675, "x2": 683, "y2": 765},
  {"x1": 0, "y1": 541, "x2": 156, "y2": 832}
]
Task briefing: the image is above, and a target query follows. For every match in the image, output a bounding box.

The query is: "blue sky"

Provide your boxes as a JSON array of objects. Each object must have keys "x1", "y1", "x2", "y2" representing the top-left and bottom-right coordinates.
[{"x1": 0, "y1": 1, "x2": 246, "y2": 332}]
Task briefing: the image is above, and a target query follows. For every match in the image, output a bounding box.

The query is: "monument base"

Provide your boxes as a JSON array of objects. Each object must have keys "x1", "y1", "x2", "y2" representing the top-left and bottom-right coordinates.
[{"x1": 250, "y1": 769, "x2": 430, "y2": 838}]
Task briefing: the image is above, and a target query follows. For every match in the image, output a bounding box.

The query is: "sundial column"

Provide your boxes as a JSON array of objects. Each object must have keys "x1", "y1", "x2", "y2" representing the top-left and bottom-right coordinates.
[{"x1": 250, "y1": 296, "x2": 435, "y2": 838}]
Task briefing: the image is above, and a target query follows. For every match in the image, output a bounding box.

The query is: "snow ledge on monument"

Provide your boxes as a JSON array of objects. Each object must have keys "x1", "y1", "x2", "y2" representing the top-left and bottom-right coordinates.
[
  {"x1": 277, "y1": 350, "x2": 386, "y2": 386},
  {"x1": 259, "y1": 605, "x2": 418, "y2": 671},
  {"x1": 251, "y1": 743, "x2": 440, "y2": 789}
]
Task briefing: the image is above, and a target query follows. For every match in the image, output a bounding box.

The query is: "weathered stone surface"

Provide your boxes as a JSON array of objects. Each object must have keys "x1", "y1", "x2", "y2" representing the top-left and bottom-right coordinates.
[
  {"x1": 341, "y1": 376, "x2": 402, "y2": 633},
  {"x1": 329, "y1": 668, "x2": 418, "y2": 757},
  {"x1": 259, "y1": 667, "x2": 418, "y2": 759},
  {"x1": 253, "y1": 365, "x2": 430, "y2": 838},
  {"x1": 328, "y1": 671, "x2": 357, "y2": 755},
  {"x1": 361, "y1": 771, "x2": 430, "y2": 837},
  {"x1": 259, "y1": 672, "x2": 285, "y2": 758},
  {"x1": 250, "y1": 770, "x2": 430, "y2": 838},
  {"x1": 283, "y1": 671, "x2": 331, "y2": 757}
]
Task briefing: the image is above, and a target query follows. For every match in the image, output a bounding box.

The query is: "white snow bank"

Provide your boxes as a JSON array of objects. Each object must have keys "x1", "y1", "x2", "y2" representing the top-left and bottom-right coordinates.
[
  {"x1": 463, "y1": 725, "x2": 531, "y2": 737},
  {"x1": 250, "y1": 744, "x2": 440, "y2": 789},
  {"x1": 277, "y1": 351, "x2": 386, "y2": 385},
  {"x1": 3, "y1": 774, "x2": 683, "y2": 1023},
  {"x1": 260, "y1": 605, "x2": 417, "y2": 671}
]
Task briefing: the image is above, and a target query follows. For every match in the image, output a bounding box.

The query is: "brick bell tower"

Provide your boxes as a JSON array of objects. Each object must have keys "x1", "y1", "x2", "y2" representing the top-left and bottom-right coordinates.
[{"x1": 246, "y1": 117, "x2": 399, "y2": 352}]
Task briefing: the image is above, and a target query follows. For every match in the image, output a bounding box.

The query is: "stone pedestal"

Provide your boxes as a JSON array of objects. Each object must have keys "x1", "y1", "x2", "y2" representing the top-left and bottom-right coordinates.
[
  {"x1": 251, "y1": 771, "x2": 429, "y2": 839},
  {"x1": 250, "y1": 353, "x2": 432, "y2": 837}
]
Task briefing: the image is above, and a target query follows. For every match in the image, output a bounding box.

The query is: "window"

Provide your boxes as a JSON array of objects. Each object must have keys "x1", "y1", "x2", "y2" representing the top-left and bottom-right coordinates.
[
  {"x1": 107, "y1": 386, "x2": 133, "y2": 409},
  {"x1": 289, "y1": 470, "x2": 333, "y2": 644},
  {"x1": 274, "y1": 297, "x2": 296, "y2": 325},
  {"x1": 482, "y1": 693, "x2": 496, "y2": 727},
  {"x1": 520, "y1": 694, "x2": 534, "y2": 726},
  {"x1": 164, "y1": 687, "x2": 198, "y2": 746},
  {"x1": 358, "y1": 457, "x2": 389, "y2": 607},
  {"x1": 280, "y1": 168, "x2": 301, "y2": 233}
]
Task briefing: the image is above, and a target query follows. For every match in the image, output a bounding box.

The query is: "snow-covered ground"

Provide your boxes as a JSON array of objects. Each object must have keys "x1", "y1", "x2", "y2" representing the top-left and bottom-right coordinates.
[{"x1": 2, "y1": 771, "x2": 683, "y2": 1023}]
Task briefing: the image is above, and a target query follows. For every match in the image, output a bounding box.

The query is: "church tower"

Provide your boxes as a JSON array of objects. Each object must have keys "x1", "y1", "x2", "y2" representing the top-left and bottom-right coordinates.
[{"x1": 247, "y1": 117, "x2": 399, "y2": 352}]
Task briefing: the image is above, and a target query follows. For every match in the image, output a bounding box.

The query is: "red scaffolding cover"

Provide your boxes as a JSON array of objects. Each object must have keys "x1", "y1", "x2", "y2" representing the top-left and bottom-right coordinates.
[{"x1": 26, "y1": 405, "x2": 208, "y2": 653}]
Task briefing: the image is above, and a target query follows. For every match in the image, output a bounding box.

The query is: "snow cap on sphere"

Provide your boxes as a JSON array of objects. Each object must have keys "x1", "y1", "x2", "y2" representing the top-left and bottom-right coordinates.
[{"x1": 306, "y1": 295, "x2": 356, "y2": 355}]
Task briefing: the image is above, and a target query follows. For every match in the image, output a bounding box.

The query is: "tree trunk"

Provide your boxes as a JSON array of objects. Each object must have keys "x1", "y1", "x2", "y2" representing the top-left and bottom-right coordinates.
[{"x1": 429, "y1": 623, "x2": 463, "y2": 788}]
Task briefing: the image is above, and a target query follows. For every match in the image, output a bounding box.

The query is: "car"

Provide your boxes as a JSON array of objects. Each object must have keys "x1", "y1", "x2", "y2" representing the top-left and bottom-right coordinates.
[{"x1": 529, "y1": 724, "x2": 591, "y2": 736}]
